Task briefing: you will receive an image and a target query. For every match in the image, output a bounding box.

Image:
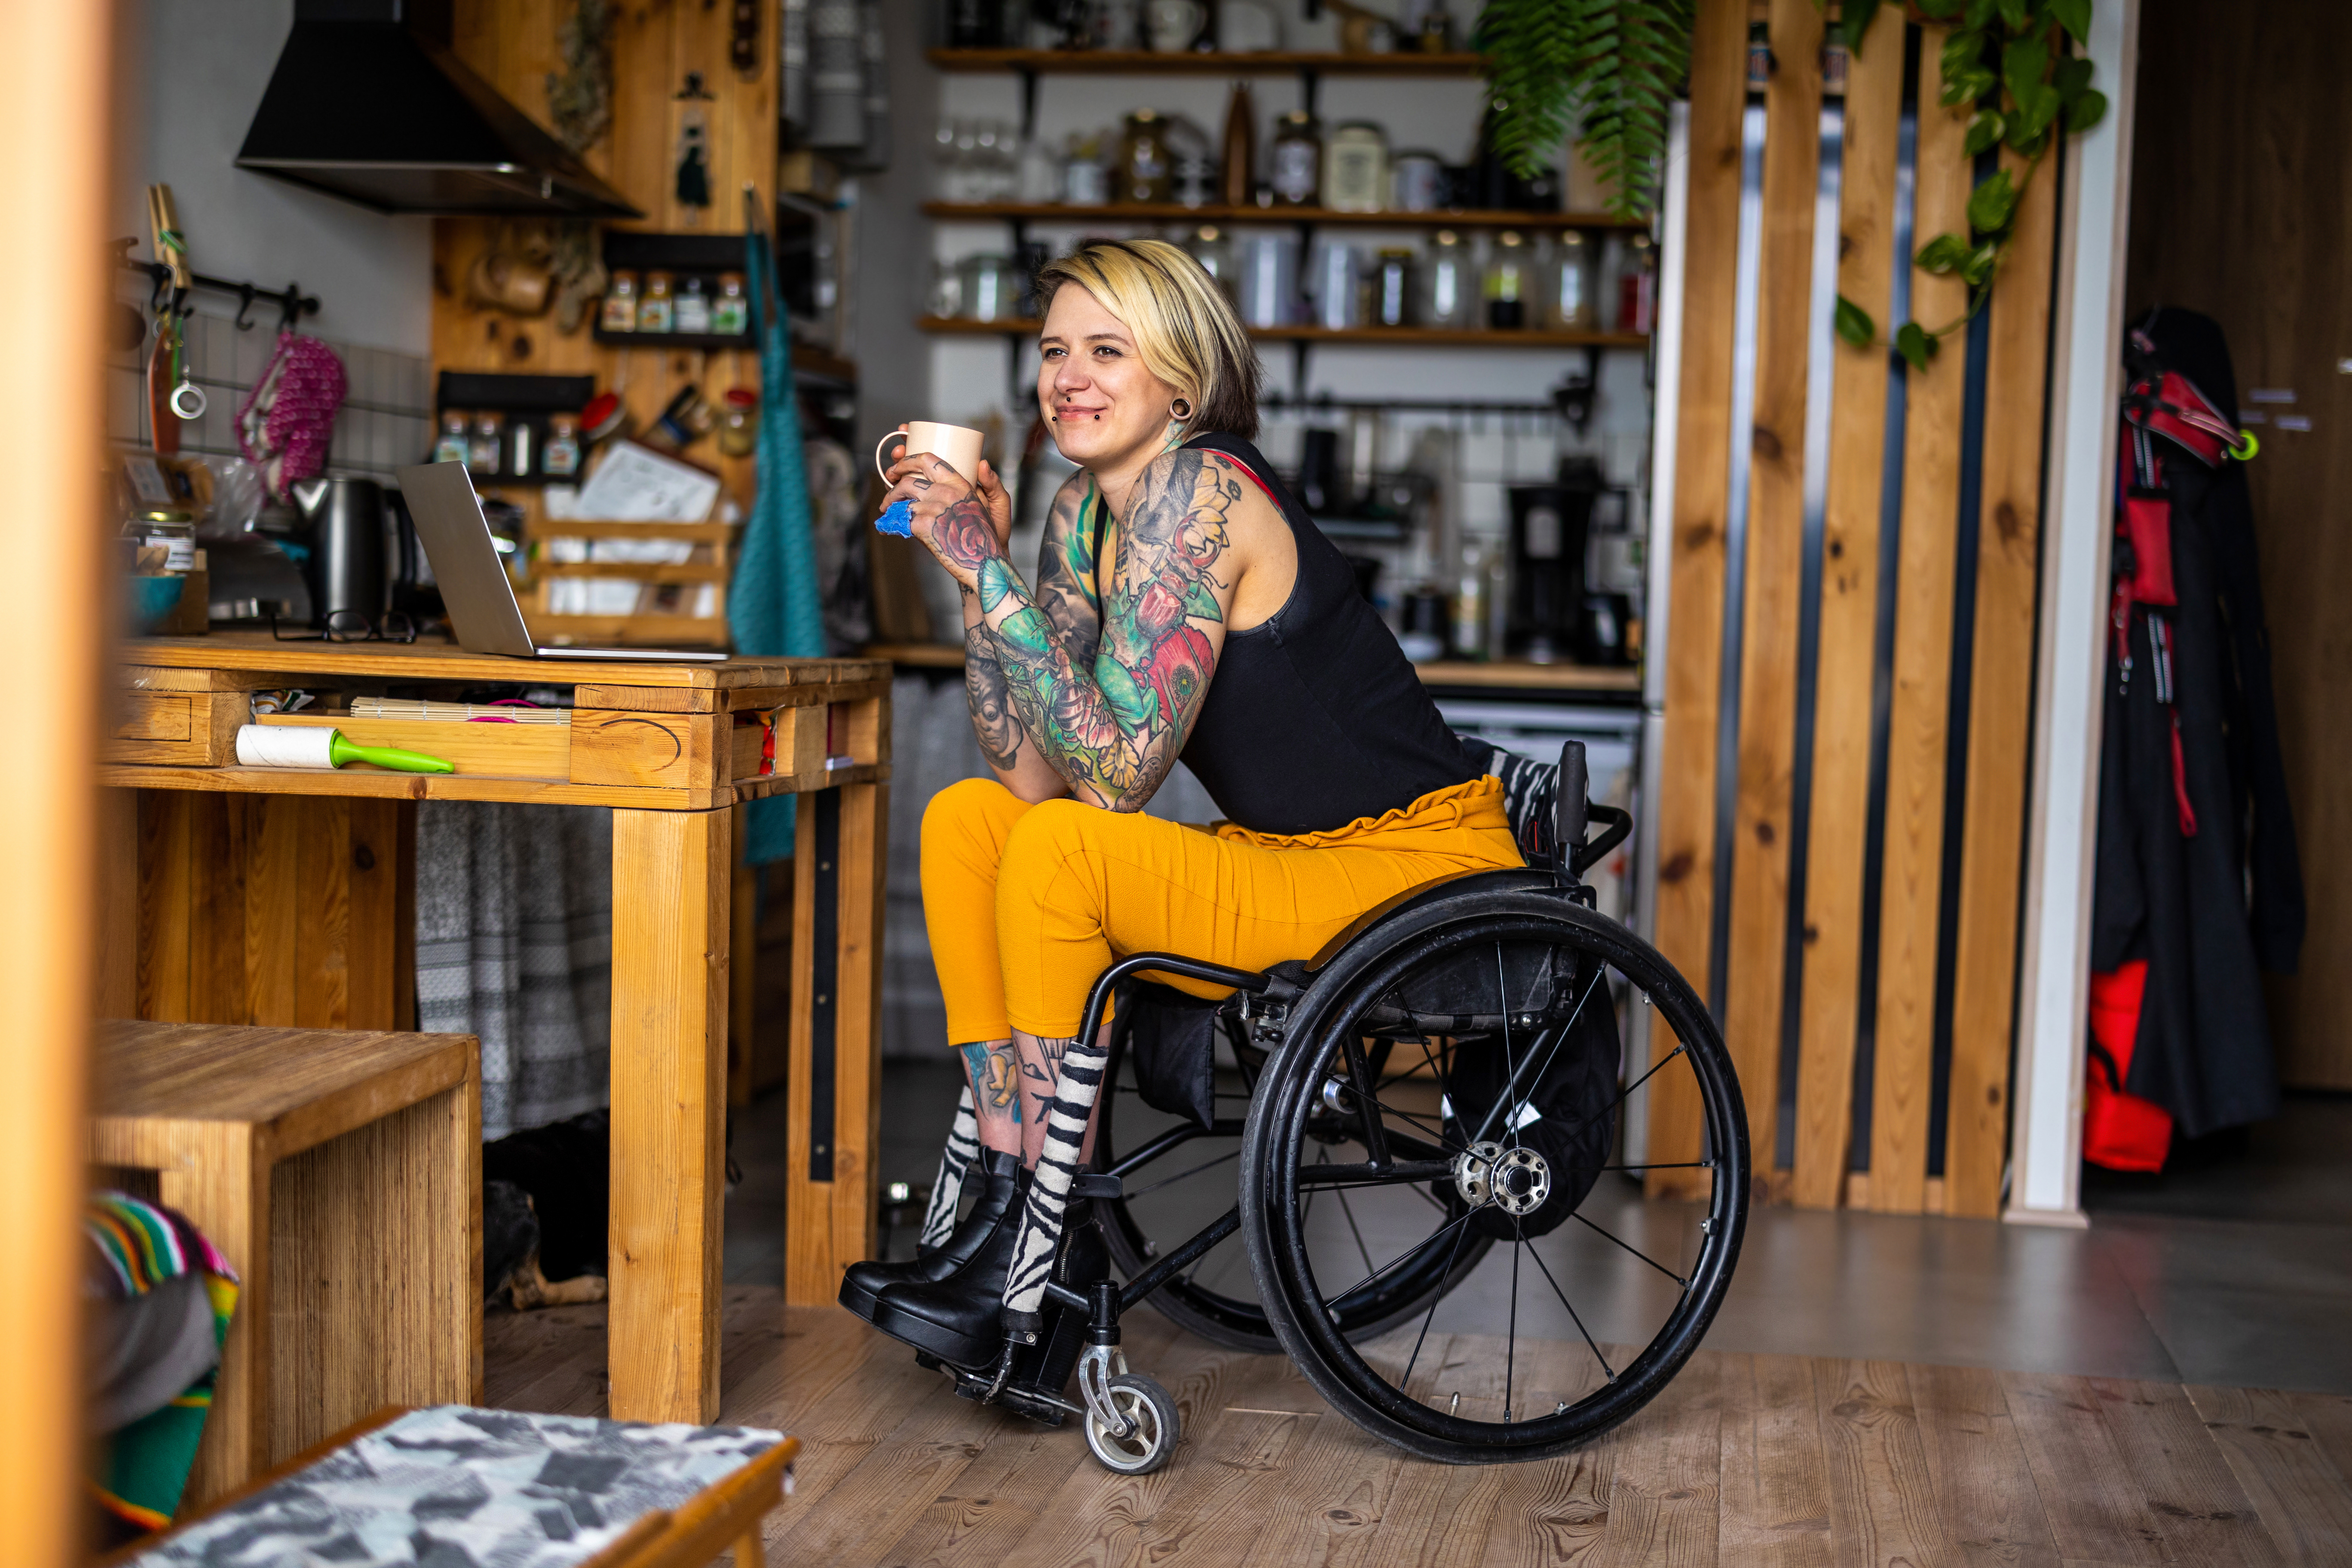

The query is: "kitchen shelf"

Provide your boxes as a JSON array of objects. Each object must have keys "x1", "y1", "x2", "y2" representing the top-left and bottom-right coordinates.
[
  {"x1": 917, "y1": 316, "x2": 1647, "y2": 349},
  {"x1": 929, "y1": 48, "x2": 1486, "y2": 76},
  {"x1": 593, "y1": 327, "x2": 756, "y2": 352},
  {"x1": 924, "y1": 201, "x2": 1644, "y2": 230},
  {"x1": 864, "y1": 642, "x2": 1640, "y2": 693}
]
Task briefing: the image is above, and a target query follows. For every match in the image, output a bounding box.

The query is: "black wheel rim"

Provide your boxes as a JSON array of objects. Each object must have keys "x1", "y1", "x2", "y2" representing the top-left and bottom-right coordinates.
[{"x1": 1249, "y1": 895, "x2": 1748, "y2": 1455}]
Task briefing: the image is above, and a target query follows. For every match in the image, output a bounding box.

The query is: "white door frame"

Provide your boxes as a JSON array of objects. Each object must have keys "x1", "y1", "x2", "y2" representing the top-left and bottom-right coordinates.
[{"x1": 2005, "y1": 0, "x2": 2143, "y2": 1226}]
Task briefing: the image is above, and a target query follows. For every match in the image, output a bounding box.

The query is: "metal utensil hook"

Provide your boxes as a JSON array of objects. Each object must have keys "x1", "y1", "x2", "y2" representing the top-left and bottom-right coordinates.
[
  {"x1": 276, "y1": 283, "x2": 303, "y2": 336},
  {"x1": 235, "y1": 282, "x2": 257, "y2": 331}
]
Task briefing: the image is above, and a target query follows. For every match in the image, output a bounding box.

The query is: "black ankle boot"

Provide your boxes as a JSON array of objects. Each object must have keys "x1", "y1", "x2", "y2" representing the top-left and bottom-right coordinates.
[
  {"x1": 867, "y1": 1166, "x2": 1038, "y2": 1369},
  {"x1": 839, "y1": 1149, "x2": 1021, "y2": 1322}
]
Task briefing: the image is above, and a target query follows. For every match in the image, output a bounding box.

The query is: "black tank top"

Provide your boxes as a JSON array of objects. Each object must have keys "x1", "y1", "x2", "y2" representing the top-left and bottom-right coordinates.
[{"x1": 1167, "y1": 431, "x2": 1477, "y2": 836}]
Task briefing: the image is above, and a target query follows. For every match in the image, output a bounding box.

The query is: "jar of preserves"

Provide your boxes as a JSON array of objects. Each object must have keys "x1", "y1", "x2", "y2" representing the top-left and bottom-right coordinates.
[
  {"x1": 600, "y1": 270, "x2": 638, "y2": 331},
  {"x1": 1485, "y1": 230, "x2": 1529, "y2": 330},
  {"x1": 1269, "y1": 111, "x2": 1321, "y2": 206},
  {"x1": 1421, "y1": 228, "x2": 1471, "y2": 328},
  {"x1": 637, "y1": 270, "x2": 675, "y2": 334},
  {"x1": 1323, "y1": 120, "x2": 1388, "y2": 213},
  {"x1": 718, "y1": 388, "x2": 759, "y2": 457},
  {"x1": 543, "y1": 413, "x2": 582, "y2": 476},
  {"x1": 1117, "y1": 109, "x2": 1172, "y2": 204},
  {"x1": 711, "y1": 272, "x2": 750, "y2": 335}
]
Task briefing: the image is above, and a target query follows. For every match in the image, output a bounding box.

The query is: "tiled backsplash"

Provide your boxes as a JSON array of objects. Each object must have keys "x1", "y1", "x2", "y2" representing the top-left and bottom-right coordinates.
[{"x1": 107, "y1": 300, "x2": 433, "y2": 481}]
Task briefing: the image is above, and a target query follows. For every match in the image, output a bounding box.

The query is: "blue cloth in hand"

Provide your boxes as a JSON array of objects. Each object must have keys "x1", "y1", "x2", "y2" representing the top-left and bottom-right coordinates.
[{"x1": 876, "y1": 498, "x2": 915, "y2": 537}]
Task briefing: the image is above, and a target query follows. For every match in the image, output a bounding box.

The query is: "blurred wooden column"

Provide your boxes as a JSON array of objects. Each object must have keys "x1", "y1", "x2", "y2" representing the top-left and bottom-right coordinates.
[{"x1": 0, "y1": 2, "x2": 113, "y2": 1564}]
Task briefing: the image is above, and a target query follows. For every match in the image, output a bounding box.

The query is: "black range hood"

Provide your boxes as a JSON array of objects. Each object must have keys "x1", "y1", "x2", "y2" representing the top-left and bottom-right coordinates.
[{"x1": 236, "y1": 0, "x2": 641, "y2": 218}]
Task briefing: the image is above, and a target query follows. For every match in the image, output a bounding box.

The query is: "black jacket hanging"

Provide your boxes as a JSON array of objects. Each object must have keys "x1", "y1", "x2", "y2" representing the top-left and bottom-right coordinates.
[{"x1": 2090, "y1": 308, "x2": 2303, "y2": 1139}]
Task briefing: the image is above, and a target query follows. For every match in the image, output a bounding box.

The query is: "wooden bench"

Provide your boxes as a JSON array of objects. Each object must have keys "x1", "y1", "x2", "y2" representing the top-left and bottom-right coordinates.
[
  {"x1": 89, "y1": 1021, "x2": 481, "y2": 1507},
  {"x1": 98, "y1": 1405, "x2": 799, "y2": 1568}
]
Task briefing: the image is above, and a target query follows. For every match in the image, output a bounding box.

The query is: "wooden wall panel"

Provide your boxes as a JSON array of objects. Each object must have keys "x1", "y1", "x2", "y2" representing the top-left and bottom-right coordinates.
[
  {"x1": 1944, "y1": 153, "x2": 2058, "y2": 1218},
  {"x1": 1646, "y1": 0, "x2": 1751, "y2": 1195},
  {"x1": 1722, "y1": 0, "x2": 1826, "y2": 1164},
  {"x1": 1792, "y1": 20, "x2": 1905, "y2": 1209},
  {"x1": 1866, "y1": 25, "x2": 1973, "y2": 1215}
]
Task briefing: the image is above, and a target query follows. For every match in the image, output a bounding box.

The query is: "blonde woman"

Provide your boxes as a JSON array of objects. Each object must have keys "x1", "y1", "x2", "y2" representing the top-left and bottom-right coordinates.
[{"x1": 843, "y1": 239, "x2": 1523, "y2": 1367}]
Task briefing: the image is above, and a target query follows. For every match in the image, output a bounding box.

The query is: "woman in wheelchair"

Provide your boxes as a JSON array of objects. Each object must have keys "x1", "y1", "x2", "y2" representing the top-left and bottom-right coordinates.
[{"x1": 845, "y1": 239, "x2": 1748, "y2": 1473}]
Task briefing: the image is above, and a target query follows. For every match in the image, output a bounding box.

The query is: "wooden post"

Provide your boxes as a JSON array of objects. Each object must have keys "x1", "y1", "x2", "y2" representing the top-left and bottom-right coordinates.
[
  {"x1": 786, "y1": 783, "x2": 888, "y2": 1303},
  {"x1": 159, "y1": 1123, "x2": 271, "y2": 1507},
  {"x1": 0, "y1": 0, "x2": 112, "y2": 1560},
  {"x1": 608, "y1": 808, "x2": 732, "y2": 1423}
]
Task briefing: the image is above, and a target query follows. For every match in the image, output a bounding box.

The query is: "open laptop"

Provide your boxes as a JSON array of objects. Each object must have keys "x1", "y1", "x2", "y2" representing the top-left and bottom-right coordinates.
[{"x1": 396, "y1": 460, "x2": 727, "y2": 662}]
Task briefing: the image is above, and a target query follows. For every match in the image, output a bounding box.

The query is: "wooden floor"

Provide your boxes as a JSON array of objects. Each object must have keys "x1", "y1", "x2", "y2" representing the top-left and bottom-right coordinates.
[{"x1": 486, "y1": 1290, "x2": 2352, "y2": 1565}]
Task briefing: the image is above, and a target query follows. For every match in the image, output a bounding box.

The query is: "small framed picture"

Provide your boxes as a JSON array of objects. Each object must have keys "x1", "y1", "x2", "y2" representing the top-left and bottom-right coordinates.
[{"x1": 122, "y1": 454, "x2": 173, "y2": 507}]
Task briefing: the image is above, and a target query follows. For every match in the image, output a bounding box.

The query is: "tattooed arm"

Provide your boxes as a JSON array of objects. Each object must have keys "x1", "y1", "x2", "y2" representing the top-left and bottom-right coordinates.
[
  {"x1": 961, "y1": 470, "x2": 1103, "y2": 798},
  {"x1": 906, "y1": 449, "x2": 1241, "y2": 812}
]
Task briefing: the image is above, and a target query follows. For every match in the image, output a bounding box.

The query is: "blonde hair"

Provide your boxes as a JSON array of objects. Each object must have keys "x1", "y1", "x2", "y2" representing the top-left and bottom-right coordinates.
[{"x1": 1034, "y1": 239, "x2": 1262, "y2": 440}]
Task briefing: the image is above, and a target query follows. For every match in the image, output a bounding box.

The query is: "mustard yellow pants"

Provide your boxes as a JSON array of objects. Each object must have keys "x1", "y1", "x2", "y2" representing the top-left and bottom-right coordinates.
[{"x1": 920, "y1": 773, "x2": 1523, "y2": 1043}]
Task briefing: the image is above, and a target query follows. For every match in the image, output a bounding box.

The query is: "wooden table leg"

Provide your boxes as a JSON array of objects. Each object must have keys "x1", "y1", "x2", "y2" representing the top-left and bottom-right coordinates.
[
  {"x1": 159, "y1": 1122, "x2": 268, "y2": 1508},
  {"x1": 785, "y1": 782, "x2": 888, "y2": 1304},
  {"x1": 608, "y1": 808, "x2": 731, "y2": 1423}
]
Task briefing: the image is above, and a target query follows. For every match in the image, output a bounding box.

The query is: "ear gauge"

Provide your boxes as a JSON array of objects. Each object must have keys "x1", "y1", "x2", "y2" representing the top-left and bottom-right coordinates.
[{"x1": 1170, "y1": 397, "x2": 1193, "y2": 421}]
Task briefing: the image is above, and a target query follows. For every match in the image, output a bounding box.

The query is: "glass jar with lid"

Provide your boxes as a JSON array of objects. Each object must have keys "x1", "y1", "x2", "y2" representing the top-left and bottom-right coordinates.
[
  {"x1": 1182, "y1": 224, "x2": 1237, "y2": 303},
  {"x1": 1117, "y1": 109, "x2": 1172, "y2": 205},
  {"x1": 543, "y1": 413, "x2": 582, "y2": 477},
  {"x1": 711, "y1": 272, "x2": 749, "y2": 335},
  {"x1": 1371, "y1": 248, "x2": 1416, "y2": 327},
  {"x1": 1421, "y1": 228, "x2": 1472, "y2": 328},
  {"x1": 1269, "y1": 111, "x2": 1321, "y2": 205},
  {"x1": 637, "y1": 271, "x2": 675, "y2": 334},
  {"x1": 1484, "y1": 230, "x2": 1529, "y2": 330},
  {"x1": 433, "y1": 410, "x2": 471, "y2": 465},
  {"x1": 957, "y1": 254, "x2": 1018, "y2": 322},
  {"x1": 717, "y1": 388, "x2": 759, "y2": 457},
  {"x1": 600, "y1": 270, "x2": 638, "y2": 331},
  {"x1": 1549, "y1": 230, "x2": 1594, "y2": 329},
  {"x1": 469, "y1": 411, "x2": 504, "y2": 475},
  {"x1": 674, "y1": 275, "x2": 712, "y2": 334},
  {"x1": 1323, "y1": 121, "x2": 1388, "y2": 213}
]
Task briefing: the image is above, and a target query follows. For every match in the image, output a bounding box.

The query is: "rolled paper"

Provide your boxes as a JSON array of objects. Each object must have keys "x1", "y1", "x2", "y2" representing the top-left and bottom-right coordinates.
[{"x1": 876, "y1": 497, "x2": 915, "y2": 538}]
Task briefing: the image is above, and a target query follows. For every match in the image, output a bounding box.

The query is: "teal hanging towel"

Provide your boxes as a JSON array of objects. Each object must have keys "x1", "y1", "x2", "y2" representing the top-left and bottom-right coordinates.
[{"x1": 729, "y1": 220, "x2": 829, "y2": 863}]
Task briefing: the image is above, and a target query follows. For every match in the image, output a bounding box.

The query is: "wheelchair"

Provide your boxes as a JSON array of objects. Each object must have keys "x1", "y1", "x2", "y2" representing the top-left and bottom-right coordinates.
[{"x1": 890, "y1": 742, "x2": 1747, "y2": 1473}]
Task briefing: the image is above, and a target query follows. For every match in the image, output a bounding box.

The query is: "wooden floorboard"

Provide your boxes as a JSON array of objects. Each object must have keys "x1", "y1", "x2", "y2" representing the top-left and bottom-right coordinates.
[{"x1": 476, "y1": 1298, "x2": 2343, "y2": 1565}]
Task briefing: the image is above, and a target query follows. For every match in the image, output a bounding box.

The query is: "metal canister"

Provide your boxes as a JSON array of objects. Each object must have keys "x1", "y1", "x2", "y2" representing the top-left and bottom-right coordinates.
[
  {"x1": 1393, "y1": 150, "x2": 1445, "y2": 212},
  {"x1": 1236, "y1": 231, "x2": 1299, "y2": 328}
]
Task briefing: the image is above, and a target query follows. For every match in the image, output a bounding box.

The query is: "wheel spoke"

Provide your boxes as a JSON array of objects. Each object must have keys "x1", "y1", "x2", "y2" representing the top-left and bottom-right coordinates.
[
  {"x1": 1335, "y1": 1188, "x2": 1376, "y2": 1279},
  {"x1": 1505, "y1": 1218, "x2": 1522, "y2": 1423},
  {"x1": 1568, "y1": 1208, "x2": 1688, "y2": 1289},
  {"x1": 1295, "y1": 1159, "x2": 1453, "y2": 1188},
  {"x1": 1475, "y1": 962, "x2": 1608, "y2": 1146},
  {"x1": 1124, "y1": 1146, "x2": 1240, "y2": 1202},
  {"x1": 1402, "y1": 1213, "x2": 1473, "y2": 1390},
  {"x1": 1523, "y1": 1235, "x2": 1616, "y2": 1383},
  {"x1": 1326, "y1": 1209, "x2": 1475, "y2": 1314}
]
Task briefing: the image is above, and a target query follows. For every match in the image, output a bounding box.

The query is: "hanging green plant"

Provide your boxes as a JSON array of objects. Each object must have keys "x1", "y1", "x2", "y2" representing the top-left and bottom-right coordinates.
[
  {"x1": 1832, "y1": 0, "x2": 2106, "y2": 370},
  {"x1": 1477, "y1": 0, "x2": 1697, "y2": 223}
]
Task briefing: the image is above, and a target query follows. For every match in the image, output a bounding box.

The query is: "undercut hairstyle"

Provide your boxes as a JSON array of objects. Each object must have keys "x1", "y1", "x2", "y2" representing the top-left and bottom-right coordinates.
[{"x1": 1033, "y1": 239, "x2": 1263, "y2": 441}]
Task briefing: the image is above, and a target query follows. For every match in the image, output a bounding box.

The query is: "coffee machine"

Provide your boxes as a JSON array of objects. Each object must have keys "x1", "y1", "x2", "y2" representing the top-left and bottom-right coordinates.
[{"x1": 1505, "y1": 459, "x2": 1600, "y2": 662}]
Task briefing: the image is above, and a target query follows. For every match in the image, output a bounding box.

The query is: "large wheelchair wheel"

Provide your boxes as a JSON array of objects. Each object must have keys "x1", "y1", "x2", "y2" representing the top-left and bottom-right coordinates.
[
  {"x1": 1095, "y1": 992, "x2": 1490, "y2": 1352},
  {"x1": 1238, "y1": 879, "x2": 1748, "y2": 1464}
]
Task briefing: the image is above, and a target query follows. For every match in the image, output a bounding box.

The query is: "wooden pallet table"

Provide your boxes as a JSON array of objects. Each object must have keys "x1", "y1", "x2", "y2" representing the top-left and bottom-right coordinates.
[{"x1": 96, "y1": 635, "x2": 892, "y2": 1431}]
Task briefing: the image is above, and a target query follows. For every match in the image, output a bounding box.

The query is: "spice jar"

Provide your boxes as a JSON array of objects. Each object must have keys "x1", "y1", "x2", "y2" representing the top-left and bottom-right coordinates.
[
  {"x1": 600, "y1": 270, "x2": 638, "y2": 331},
  {"x1": 674, "y1": 275, "x2": 712, "y2": 334},
  {"x1": 718, "y1": 387, "x2": 759, "y2": 457},
  {"x1": 637, "y1": 271, "x2": 675, "y2": 334},
  {"x1": 1269, "y1": 111, "x2": 1322, "y2": 206},
  {"x1": 1062, "y1": 129, "x2": 1109, "y2": 205},
  {"x1": 1116, "y1": 109, "x2": 1172, "y2": 204},
  {"x1": 1182, "y1": 224, "x2": 1236, "y2": 303},
  {"x1": 1422, "y1": 229, "x2": 1471, "y2": 328},
  {"x1": 1550, "y1": 230, "x2": 1594, "y2": 329},
  {"x1": 1484, "y1": 230, "x2": 1529, "y2": 330},
  {"x1": 1372, "y1": 248, "x2": 1416, "y2": 327},
  {"x1": 433, "y1": 410, "x2": 471, "y2": 464},
  {"x1": 543, "y1": 413, "x2": 582, "y2": 476},
  {"x1": 711, "y1": 272, "x2": 749, "y2": 335},
  {"x1": 1323, "y1": 121, "x2": 1388, "y2": 213},
  {"x1": 469, "y1": 411, "x2": 504, "y2": 475}
]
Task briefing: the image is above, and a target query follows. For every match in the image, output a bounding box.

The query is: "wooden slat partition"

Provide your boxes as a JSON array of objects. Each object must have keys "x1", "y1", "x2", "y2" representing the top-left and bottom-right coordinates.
[
  {"x1": 1646, "y1": 0, "x2": 1752, "y2": 1199},
  {"x1": 1792, "y1": 28, "x2": 1906, "y2": 1209},
  {"x1": 1944, "y1": 153, "x2": 2061, "y2": 1217},
  {"x1": 1651, "y1": 12, "x2": 2074, "y2": 1215}
]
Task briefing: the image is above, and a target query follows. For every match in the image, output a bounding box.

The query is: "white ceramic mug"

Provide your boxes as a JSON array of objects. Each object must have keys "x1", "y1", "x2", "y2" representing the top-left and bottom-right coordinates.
[
  {"x1": 875, "y1": 420, "x2": 986, "y2": 487},
  {"x1": 1146, "y1": 0, "x2": 1205, "y2": 52}
]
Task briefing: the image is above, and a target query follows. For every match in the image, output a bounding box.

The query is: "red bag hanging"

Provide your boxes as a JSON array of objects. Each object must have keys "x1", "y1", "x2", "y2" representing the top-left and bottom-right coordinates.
[{"x1": 2084, "y1": 961, "x2": 2173, "y2": 1171}]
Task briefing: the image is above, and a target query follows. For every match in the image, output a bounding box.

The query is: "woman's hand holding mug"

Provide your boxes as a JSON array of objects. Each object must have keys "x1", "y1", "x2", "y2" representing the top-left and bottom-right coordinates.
[{"x1": 876, "y1": 422, "x2": 1011, "y2": 591}]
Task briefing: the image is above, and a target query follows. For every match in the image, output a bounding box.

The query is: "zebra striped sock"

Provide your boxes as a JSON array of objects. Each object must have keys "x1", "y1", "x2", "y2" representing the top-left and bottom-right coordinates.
[
  {"x1": 918, "y1": 1086, "x2": 981, "y2": 1251},
  {"x1": 999, "y1": 1036, "x2": 1109, "y2": 1326}
]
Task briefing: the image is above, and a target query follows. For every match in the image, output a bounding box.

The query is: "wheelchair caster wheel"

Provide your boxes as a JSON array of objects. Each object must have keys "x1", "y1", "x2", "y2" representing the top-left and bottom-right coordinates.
[{"x1": 1082, "y1": 1373, "x2": 1179, "y2": 1475}]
